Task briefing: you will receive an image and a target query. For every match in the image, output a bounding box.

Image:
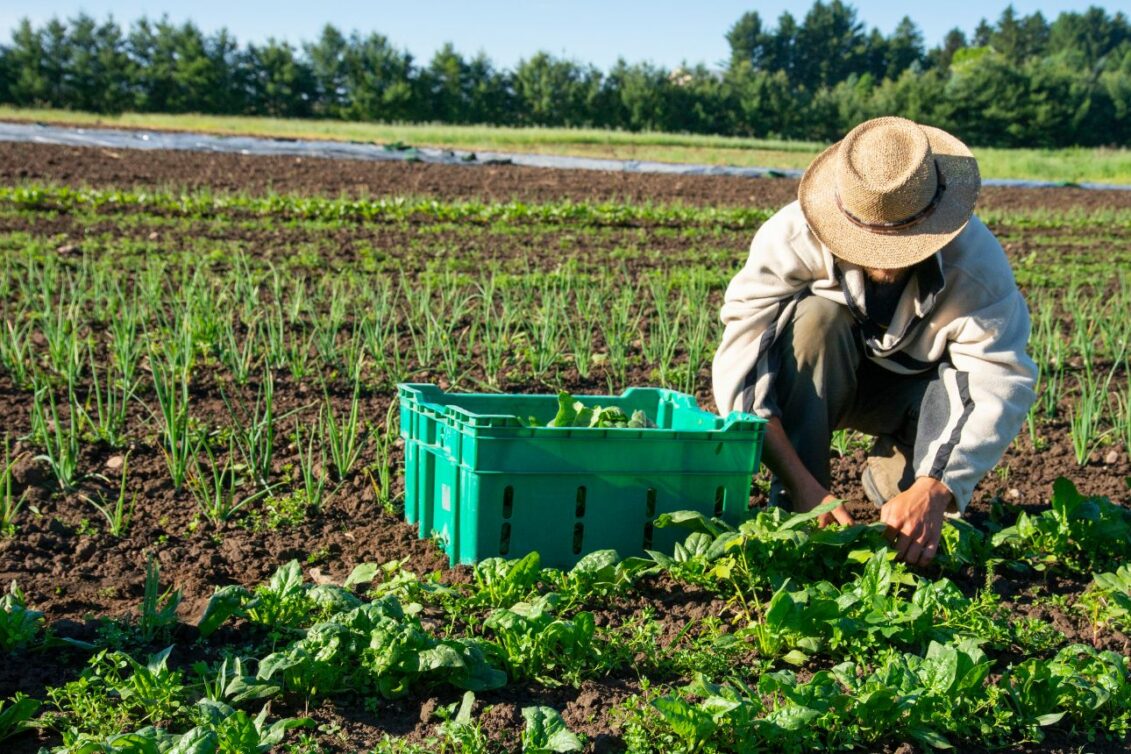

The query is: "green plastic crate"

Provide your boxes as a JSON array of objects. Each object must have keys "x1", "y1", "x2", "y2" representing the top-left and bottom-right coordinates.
[{"x1": 398, "y1": 383, "x2": 766, "y2": 569}]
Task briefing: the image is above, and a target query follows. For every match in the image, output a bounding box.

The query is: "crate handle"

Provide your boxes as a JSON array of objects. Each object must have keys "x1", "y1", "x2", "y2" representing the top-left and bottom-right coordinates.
[{"x1": 720, "y1": 410, "x2": 767, "y2": 432}]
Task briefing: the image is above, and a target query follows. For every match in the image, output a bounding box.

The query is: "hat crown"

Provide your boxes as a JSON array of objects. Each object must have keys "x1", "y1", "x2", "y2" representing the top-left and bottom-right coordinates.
[{"x1": 834, "y1": 117, "x2": 938, "y2": 227}]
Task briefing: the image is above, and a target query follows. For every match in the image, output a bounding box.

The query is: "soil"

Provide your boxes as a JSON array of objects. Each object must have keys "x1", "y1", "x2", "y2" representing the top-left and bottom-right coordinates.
[
  {"x1": 0, "y1": 141, "x2": 1128, "y2": 754},
  {"x1": 2, "y1": 140, "x2": 1131, "y2": 212}
]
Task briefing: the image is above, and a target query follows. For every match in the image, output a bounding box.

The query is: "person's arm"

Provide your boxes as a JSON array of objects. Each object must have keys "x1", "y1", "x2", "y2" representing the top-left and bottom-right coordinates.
[
  {"x1": 712, "y1": 207, "x2": 854, "y2": 527},
  {"x1": 713, "y1": 205, "x2": 824, "y2": 419},
  {"x1": 887, "y1": 287, "x2": 1036, "y2": 566},
  {"x1": 762, "y1": 417, "x2": 853, "y2": 526}
]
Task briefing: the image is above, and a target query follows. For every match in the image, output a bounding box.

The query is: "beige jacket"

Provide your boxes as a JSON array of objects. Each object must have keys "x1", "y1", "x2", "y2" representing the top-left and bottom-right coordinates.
[{"x1": 712, "y1": 201, "x2": 1037, "y2": 511}]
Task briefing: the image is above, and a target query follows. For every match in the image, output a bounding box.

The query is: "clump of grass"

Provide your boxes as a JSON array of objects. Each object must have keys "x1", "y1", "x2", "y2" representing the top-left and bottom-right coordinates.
[{"x1": 0, "y1": 436, "x2": 29, "y2": 536}]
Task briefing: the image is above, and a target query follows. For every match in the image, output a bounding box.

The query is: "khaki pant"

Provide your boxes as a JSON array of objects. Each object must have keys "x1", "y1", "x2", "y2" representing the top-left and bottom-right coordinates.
[{"x1": 768, "y1": 295, "x2": 939, "y2": 506}]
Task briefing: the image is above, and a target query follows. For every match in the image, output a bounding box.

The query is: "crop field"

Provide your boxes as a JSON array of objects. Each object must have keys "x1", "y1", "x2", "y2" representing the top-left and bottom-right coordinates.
[
  {"x1": 0, "y1": 141, "x2": 1128, "y2": 753},
  {"x1": 5, "y1": 108, "x2": 1131, "y2": 186}
]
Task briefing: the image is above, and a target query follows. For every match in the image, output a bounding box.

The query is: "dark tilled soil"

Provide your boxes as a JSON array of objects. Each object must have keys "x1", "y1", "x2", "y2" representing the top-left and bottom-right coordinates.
[
  {"x1": 3, "y1": 140, "x2": 1131, "y2": 211},
  {"x1": 0, "y1": 141, "x2": 1128, "y2": 754}
]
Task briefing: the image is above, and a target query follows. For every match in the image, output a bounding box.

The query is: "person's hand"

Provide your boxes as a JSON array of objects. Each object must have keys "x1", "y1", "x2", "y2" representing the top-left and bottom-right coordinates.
[
  {"x1": 796, "y1": 492, "x2": 855, "y2": 528},
  {"x1": 879, "y1": 477, "x2": 953, "y2": 565}
]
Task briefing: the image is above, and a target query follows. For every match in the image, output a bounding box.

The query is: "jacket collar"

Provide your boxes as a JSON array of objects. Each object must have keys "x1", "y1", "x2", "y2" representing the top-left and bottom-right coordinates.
[{"x1": 833, "y1": 253, "x2": 946, "y2": 351}]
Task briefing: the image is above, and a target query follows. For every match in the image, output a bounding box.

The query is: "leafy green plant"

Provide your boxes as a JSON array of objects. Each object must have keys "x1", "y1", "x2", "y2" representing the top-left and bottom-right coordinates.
[
  {"x1": 257, "y1": 595, "x2": 505, "y2": 699},
  {"x1": 0, "y1": 693, "x2": 40, "y2": 743},
  {"x1": 749, "y1": 550, "x2": 1006, "y2": 663},
  {"x1": 991, "y1": 478, "x2": 1131, "y2": 573},
  {"x1": 0, "y1": 581, "x2": 42, "y2": 652},
  {"x1": 522, "y1": 391, "x2": 653, "y2": 428},
  {"x1": 432, "y1": 691, "x2": 492, "y2": 754},
  {"x1": 521, "y1": 705, "x2": 583, "y2": 753},
  {"x1": 545, "y1": 549, "x2": 650, "y2": 609},
  {"x1": 193, "y1": 656, "x2": 279, "y2": 705},
  {"x1": 471, "y1": 552, "x2": 542, "y2": 607},
  {"x1": 197, "y1": 560, "x2": 363, "y2": 638},
  {"x1": 62, "y1": 700, "x2": 311, "y2": 754},
  {"x1": 1080, "y1": 565, "x2": 1131, "y2": 638},
  {"x1": 48, "y1": 646, "x2": 189, "y2": 745},
  {"x1": 187, "y1": 699, "x2": 313, "y2": 753},
  {"x1": 484, "y1": 593, "x2": 604, "y2": 686},
  {"x1": 652, "y1": 501, "x2": 888, "y2": 604}
]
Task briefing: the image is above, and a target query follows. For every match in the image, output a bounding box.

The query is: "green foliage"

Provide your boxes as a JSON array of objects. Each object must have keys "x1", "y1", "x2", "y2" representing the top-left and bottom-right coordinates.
[
  {"x1": 1006, "y1": 645, "x2": 1131, "y2": 741},
  {"x1": 0, "y1": 435, "x2": 29, "y2": 536},
  {"x1": 48, "y1": 646, "x2": 189, "y2": 745},
  {"x1": 544, "y1": 549, "x2": 651, "y2": 609},
  {"x1": 196, "y1": 560, "x2": 362, "y2": 637},
  {"x1": 0, "y1": 581, "x2": 42, "y2": 652},
  {"x1": 62, "y1": 701, "x2": 311, "y2": 754},
  {"x1": 256, "y1": 595, "x2": 505, "y2": 699},
  {"x1": 484, "y1": 594, "x2": 603, "y2": 686},
  {"x1": 751, "y1": 550, "x2": 1007, "y2": 662},
  {"x1": 640, "y1": 640, "x2": 1130, "y2": 752},
  {"x1": 2, "y1": 6, "x2": 1130, "y2": 146},
  {"x1": 652, "y1": 500, "x2": 888, "y2": 593},
  {"x1": 521, "y1": 706, "x2": 583, "y2": 753},
  {"x1": 0, "y1": 693, "x2": 40, "y2": 743},
  {"x1": 1081, "y1": 565, "x2": 1131, "y2": 635},
  {"x1": 138, "y1": 557, "x2": 181, "y2": 644},
  {"x1": 991, "y1": 478, "x2": 1131, "y2": 573},
  {"x1": 471, "y1": 552, "x2": 542, "y2": 607},
  {"x1": 522, "y1": 391, "x2": 653, "y2": 428}
]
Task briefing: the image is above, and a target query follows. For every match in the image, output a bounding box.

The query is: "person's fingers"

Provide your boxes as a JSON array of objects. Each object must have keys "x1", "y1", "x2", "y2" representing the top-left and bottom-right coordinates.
[
  {"x1": 833, "y1": 505, "x2": 854, "y2": 526},
  {"x1": 879, "y1": 502, "x2": 893, "y2": 526},
  {"x1": 895, "y1": 531, "x2": 913, "y2": 559},
  {"x1": 817, "y1": 512, "x2": 833, "y2": 528},
  {"x1": 904, "y1": 541, "x2": 923, "y2": 565},
  {"x1": 920, "y1": 540, "x2": 939, "y2": 566},
  {"x1": 880, "y1": 507, "x2": 899, "y2": 541}
]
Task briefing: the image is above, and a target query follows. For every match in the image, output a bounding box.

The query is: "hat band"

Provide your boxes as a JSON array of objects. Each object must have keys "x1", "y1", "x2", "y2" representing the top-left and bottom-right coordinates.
[{"x1": 834, "y1": 161, "x2": 947, "y2": 235}]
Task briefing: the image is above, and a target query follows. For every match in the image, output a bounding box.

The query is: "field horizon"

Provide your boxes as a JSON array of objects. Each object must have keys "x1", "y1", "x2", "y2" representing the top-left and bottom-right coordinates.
[{"x1": 3, "y1": 106, "x2": 1131, "y2": 187}]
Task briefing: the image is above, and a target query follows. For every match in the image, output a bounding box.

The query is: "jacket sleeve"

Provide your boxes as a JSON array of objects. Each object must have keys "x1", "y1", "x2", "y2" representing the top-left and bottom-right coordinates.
[
  {"x1": 712, "y1": 211, "x2": 818, "y2": 418},
  {"x1": 912, "y1": 288, "x2": 1037, "y2": 511}
]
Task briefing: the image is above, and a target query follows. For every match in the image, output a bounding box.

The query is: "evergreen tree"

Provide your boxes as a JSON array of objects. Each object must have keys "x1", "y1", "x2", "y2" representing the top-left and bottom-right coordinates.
[
  {"x1": 0, "y1": 3, "x2": 1128, "y2": 148},
  {"x1": 726, "y1": 12, "x2": 766, "y2": 69},
  {"x1": 340, "y1": 32, "x2": 417, "y2": 122},
  {"x1": 885, "y1": 17, "x2": 924, "y2": 79},
  {"x1": 5, "y1": 19, "x2": 52, "y2": 105},
  {"x1": 244, "y1": 38, "x2": 313, "y2": 117},
  {"x1": 305, "y1": 25, "x2": 349, "y2": 117}
]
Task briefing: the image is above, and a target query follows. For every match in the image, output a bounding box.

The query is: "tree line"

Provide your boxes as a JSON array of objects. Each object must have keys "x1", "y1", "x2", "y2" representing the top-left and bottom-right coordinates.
[{"x1": 1, "y1": 2, "x2": 1129, "y2": 148}]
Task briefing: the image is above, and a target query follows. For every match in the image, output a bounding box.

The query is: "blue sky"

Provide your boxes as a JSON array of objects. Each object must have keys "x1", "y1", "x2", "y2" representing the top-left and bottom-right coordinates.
[{"x1": 0, "y1": 1, "x2": 1116, "y2": 70}]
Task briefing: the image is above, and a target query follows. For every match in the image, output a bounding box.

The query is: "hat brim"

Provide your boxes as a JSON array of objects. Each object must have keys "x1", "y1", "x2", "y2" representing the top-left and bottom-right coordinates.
[{"x1": 799, "y1": 125, "x2": 981, "y2": 270}]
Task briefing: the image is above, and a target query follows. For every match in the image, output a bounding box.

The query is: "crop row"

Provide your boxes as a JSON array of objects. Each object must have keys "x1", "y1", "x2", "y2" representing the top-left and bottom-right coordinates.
[
  {"x1": 3, "y1": 483, "x2": 1128, "y2": 751},
  {"x1": 0, "y1": 247, "x2": 1124, "y2": 517},
  {"x1": 6, "y1": 184, "x2": 1131, "y2": 233}
]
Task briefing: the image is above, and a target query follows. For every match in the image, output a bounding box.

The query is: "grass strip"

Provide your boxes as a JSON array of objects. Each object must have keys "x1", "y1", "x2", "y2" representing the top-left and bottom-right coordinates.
[{"x1": 4, "y1": 107, "x2": 1131, "y2": 184}]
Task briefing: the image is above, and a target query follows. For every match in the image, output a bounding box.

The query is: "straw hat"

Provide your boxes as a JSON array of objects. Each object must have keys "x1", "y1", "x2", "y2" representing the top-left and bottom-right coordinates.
[{"x1": 799, "y1": 116, "x2": 981, "y2": 270}]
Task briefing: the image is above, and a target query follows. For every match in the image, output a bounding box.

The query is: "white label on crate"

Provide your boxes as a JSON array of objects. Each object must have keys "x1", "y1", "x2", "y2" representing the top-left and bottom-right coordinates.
[{"x1": 441, "y1": 483, "x2": 452, "y2": 512}]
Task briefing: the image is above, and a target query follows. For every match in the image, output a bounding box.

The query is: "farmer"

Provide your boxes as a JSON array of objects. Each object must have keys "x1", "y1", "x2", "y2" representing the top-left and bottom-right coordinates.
[{"x1": 712, "y1": 116, "x2": 1036, "y2": 566}]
